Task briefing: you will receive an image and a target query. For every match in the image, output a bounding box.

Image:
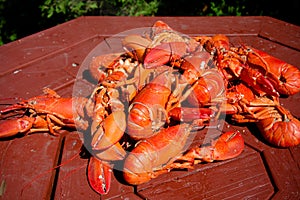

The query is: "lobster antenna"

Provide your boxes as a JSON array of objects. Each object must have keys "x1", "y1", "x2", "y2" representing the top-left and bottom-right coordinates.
[
  {"x1": 20, "y1": 152, "x2": 81, "y2": 196},
  {"x1": 0, "y1": 97, "x2": 23, "y2": 105}
]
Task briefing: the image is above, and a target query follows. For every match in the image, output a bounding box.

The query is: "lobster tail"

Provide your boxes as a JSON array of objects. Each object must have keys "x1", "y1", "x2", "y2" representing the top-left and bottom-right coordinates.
[{"x1": 256, "y1": 106, "x2": 300, "y2": 147}]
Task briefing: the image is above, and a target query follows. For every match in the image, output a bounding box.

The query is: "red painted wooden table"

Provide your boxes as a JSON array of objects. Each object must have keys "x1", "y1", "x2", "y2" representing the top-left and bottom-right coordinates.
[{"x1": 0, "y1": 16, "x2": 299, "y2": 200}]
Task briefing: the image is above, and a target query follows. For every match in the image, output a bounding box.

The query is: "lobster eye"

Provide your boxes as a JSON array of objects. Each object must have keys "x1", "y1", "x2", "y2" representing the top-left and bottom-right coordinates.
[{"x1": 28, "y1": 100, "x2": 37, "y2": 105}]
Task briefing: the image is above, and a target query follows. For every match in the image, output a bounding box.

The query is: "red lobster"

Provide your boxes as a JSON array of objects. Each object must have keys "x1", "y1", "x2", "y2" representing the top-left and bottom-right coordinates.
[
  {"x1": 0, "y1": 88, "x2": 88, "y2": 138},
  {"x1": 85, "y1": 51, "x2": 155, "y2": 194},
  {"x1": 192, "y1": 33, "x2": 300, "y2": 147},
  {"x1": 223, "y1": 83, "x2": 300, "y2": 147},
  {"x1": 123, "y1": 124, "x2": 244, "y2": 185},
  {"x1": 201, "y1": 34, "x2": 300, "y2": 97}
]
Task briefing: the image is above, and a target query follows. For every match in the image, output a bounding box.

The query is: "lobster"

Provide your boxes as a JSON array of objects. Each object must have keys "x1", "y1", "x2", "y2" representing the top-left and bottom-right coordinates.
[
  {"x1": 84, "y1": 74, "x2": 128, "y2": 195},
  {"x1": 87, "y1": 109, "x2": 127, "y2": 195},
  {"x1": 202, "y1": 34, "x2": 300, "y2": 97},
  {"x1": 221, "y1": 82, "x2": 300, "y2": 147},
  {"x1": 192, "y1": 33, "x2": 300, "y2": 148},
  {"x1": 123, "y1": 124, "x2": 244, "y2": 185},
  {"x1": 143, "y1": 21, "x2": 203, "y2": 70},
  {"x1": 0, "y1": 88, "x2": 88, "y2": 138}
]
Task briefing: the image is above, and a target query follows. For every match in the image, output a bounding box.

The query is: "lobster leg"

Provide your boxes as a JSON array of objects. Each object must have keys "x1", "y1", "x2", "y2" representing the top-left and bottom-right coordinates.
[{"x1": 45, "y1": 114, "x2": 75, "y2": 136}]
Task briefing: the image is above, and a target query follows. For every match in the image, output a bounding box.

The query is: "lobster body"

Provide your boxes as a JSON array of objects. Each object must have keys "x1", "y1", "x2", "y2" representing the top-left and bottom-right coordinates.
[
  {"x1": 186, "y1": 69, "x2": 225, "y2": 107},
  {"x1": 127, "y1": 71, "x2": 177, "y2": 139},
  {"x1": 123, "y1": 124, "x2": 192, "y2": 185}
]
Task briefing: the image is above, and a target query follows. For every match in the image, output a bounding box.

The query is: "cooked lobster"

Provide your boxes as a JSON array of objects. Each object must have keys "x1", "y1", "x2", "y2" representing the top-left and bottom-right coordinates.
[{"x1": 0, "y1": 88, "x2": 88, "y2": 138}]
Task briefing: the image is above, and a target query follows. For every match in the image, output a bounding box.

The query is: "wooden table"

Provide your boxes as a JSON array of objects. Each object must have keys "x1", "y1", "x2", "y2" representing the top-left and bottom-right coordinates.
[{"x1": 0, "y1": 16, "x2": 299, "y2": 200}]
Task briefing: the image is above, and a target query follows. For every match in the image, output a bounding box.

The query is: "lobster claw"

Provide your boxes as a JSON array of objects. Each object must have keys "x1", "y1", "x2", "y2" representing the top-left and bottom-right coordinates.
[
  {"x1": 91, "y1": 111, "x2": 126, "y2": 151},
  {"x1": 211, "y1": 131, "x2": 244, "y2": 161},
  {"x1": 88, "y1": 156, "x2": 112, "y2": 195},
  {"x1": 0, "y1": 116, "x2": 35, "y2": 138},
  {"x1": 0, "y1": 115, "x2": 51, "y2": 138},
  {"x1": 144, "y1": 42, "x2": 187, "y2": 69}
]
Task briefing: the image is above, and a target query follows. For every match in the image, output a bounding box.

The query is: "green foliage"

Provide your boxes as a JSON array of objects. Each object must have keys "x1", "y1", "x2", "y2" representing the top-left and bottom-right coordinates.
[
  {"x1": 117, "y1": 0, "x2": 159, "y2": 16},
  {"x1": 0, "y1": 0, "x2": 5, "y2": 45},
  {"x1": 39, "y1": 0, "x2": 160, "y2": 20},
  {"x1": 207, "y1": 0, "x2": 248, "y2": 16},
  {"x1": 210, "y1": 0, "x2": 242, "y2": 16},
  {"x1": 40, "y1": 0, "x2": 99, "y2": 19}
]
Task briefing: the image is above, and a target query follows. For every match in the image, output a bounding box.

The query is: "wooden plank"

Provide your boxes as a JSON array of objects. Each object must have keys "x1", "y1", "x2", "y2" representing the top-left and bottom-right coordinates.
[
  {"x1": 263, "y1": 149, "x2": 300, "y2": 200},
  {"x1": 0, "y1": 134, "x2": 61, "y2": 199},
  {"x1": 0, "y1": 36, "x2": 103, "y2": 100},
  {"x1": 53, "y1": 132, "x2": 99, "y2": 200},
  {"x1": 0, "y1": 25, "x2": 98, "y2": 74},
  {"x1": 77, "y1": 16, "x2": 263, "y2": 36},
  {"x1": 259, "y1": 16, "x2": 300, "y2": 51}
]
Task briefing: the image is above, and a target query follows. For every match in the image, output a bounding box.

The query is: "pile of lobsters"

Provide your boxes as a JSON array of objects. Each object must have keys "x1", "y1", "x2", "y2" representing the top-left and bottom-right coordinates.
[{"x1": 0, "y1": 21, "x2": 300, "y2": 195}]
